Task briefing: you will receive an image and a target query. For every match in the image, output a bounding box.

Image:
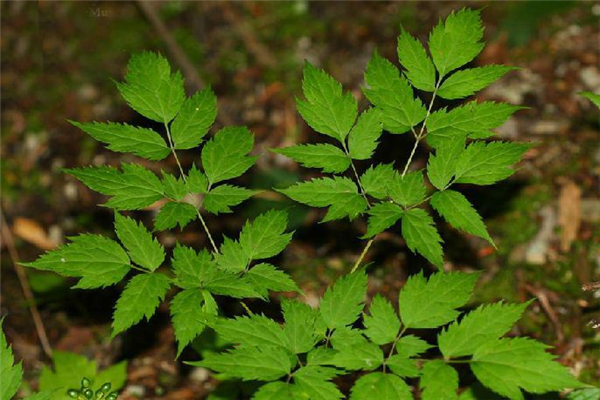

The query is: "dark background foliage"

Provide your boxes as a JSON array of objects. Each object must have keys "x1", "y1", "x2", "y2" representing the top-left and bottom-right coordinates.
[{"x1": 1, "y1": 1, "x2": 599, "y2": 398}]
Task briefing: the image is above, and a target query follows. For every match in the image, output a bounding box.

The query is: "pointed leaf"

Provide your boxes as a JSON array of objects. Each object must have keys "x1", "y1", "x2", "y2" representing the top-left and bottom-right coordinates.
[
  {"x1": 171, "y1": 88, "x2": 217, "y2": 149},
  {"x1": 438, "y1": 66, "x2": 516, "y2": 100},
  {"x1": 350, "y1": 372, "x2": 412, "y2": 400},
  {"x1": 421, "y1": 360, "x2": 459, "y2": 400},
  {"x1": 348, "y1": 108, "x2": 383, "y2": 160},
  {"x1": 401, "y1": 209, "x2": 444, "y2": 268},
  {"x1": 272, "y1": 144, "x2": 350, "y2": 173},
  {"x1": 154, "y1": 202, "x2": 197, "y2": 231},
  {"x1": 201, "y1": 126, "x2": 257, "y2": 185},
  {"x1": 204, "y1": 185, "x2": 258, "y2": 214},
  {"x1": 363, "y1": 202, "x2": 404, "y2": 238},
  {"x1": 398, "y1": 27, "x2": 436, "y2": 91},
  {"x1": 319, "y1": 270, "x2": 367, "y2": 329},
  {"x1": 364, "y1": 294, "x2": 401, "y2": 345},
  {"x1": 115, "y1": 213, "x2": 164, "y2": 271}
]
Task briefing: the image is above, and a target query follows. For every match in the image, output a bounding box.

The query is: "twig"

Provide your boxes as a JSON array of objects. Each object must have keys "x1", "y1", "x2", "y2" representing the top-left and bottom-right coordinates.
[
  {"x1": 136, "y1": 0, "x2": 204, "y2": 91},
  {"x1": 525, "y1": 285, "x2": 564, "y2": 343},
  {"x1": 0, "y1": 207, "x2": 53, "y2": 358}
]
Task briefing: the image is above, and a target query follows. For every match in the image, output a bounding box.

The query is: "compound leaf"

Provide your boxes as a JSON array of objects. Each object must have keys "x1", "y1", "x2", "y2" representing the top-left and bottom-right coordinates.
[
  {"x1": 70, "y1": 121, "x2": 170, "y2": 160},
  {"x1": 319, "y1": 270, "x2": 367, "y2": 329},
  {"x1": 454, "y1": 141, "x2": 530, "y2": 185},
  {"x1": 427, "y1": 135, "x2": 465, "y2": 190},
  {"x1": 294, "y1": 366, "x2": 344, "y2": 400},
  {"x1": 272, "y1": 144, "x2": 350, "y2": 174},
  {"x1": 397, "y1": 27, "x2": 436, "y2": 92},
  {"x1": 193, "y1": 346, "x2": 292, "y2": 381},
  {"x1": 361, "y1": 164, "x2": 395, "y2": 200},
  {"x1": 364, "y1": 50, "x2": 426, "y2": 134},
  {"x1": 471, "y1": 338, "x2": 584, "y2": 400},
  {"x1": 201, "y1": 126, "x2": 257, "y2": 185},
  {"x1": 438, "y1": 66, "x2": 516, "y2": 100},
  {"x1": 239, "y1": 210, "x2": 293, "y2": 260},
  {"x1": 204, "y1": 185, "x2": 258, "y2": 214},
  {"x1": 171, "y1": 87, "x2": 217, "y2": 149},
  {"x1": 439, "y1": 301, "x2": 529, "y2": 358},
  {"x1": 216, "y1": 236, "x2": 249, "y2": 273},
  {"x1": 363, "y1": 294, "x2": 401, "y2": 345},
  {"x1": 116, "y1": 52, "x2": 185, "y2": 123},
  {"x1": 1, "y1": 320, "x2": 22, "y2": 400},
  {"x1": 388, "y1": 170, "x2": 427, "y2": 207},
  {"x1": 348, "y1": 108, "x2": 383, "y2": 160},
  {"x1": 430, "y1": 190, "x2": 493, "y2": 246},
  {"x1": 428, "y1": 9, "x2": 484, "y2": 76},
  {"x1": 112, "y1": 273, "x2": 171, "y2": 337},
  {"x1": 170, "y1": 289, "x2": 217, "y2": 357},
  {"x1": 297, "y1": 62, "x2": 357, "y2": 142},
  {"x1": 247, "y1": 263, "x2": 300, "y2": 297},
  {"x1": 399, "y1": 271, "x2": 477, "y2": 329},
  {"x1": 282, "y1": 299, "x2": 320, "y2": 354},
  {"x1": 154, "y1": 202, "x2": 197, "y2": 231},
  {"x1": 161, "y1": 172, "x2": 188, "y2": 201},
  {"x1": 421, "y1": 360, "x2": 459, "y2": 400},
  {"x1": 401, "y1": 209, "x2": 443, "y2": 268},
  {"x1": 278, "y1": 177, "x2": 367, "y2": 222},
  {"x1": 171, "y1": 245, "x2": 217, "y2": 288},
  {"x1": 329, "y1": 341, "x2": 384, "y2": 371},
  {"x1": 115, "y1": 213, "x2": 165, "y2": 271},
  {"x1": 186, "y1": 164, "x2": 209, "y2": 194},
  {"x1": 363, "y1": 202, "x2": 404, "y2": 238},
  {"x1": 350, "y1": 373, "x2": 412, "y2": 400},
  {"x1": 23, "y1": 234, "x2": 130, "y2": 289},
  {"x1": 214, "y1": 314, "x2": 289, "y2": 349}
]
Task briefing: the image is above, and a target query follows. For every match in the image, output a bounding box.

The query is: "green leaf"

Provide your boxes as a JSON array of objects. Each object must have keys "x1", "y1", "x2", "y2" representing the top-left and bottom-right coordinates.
[
  {"x1": 579, "y1": 91, "x2": 600, "y2": 108},
  {"x1": 471, "y1": 338, "x2": 584, "y2": 400},
  {"x1": 24, "y1": 391, "x2": 56, "y2": 400},
  {"x1": 401, "y1": 209, "x2": 444, "y2": 268},
  {"x1": 116, "y1": 52, "x2": 185, "y2": 123},
  {"x1": 427, "y1": 135, "x2": 465, "y2": 190},
  {"x1": 272, "y1": 144, "x2": 350, "y2": 173},
  {"x1": 421, "y1": 360, "x2": 459, "y2": 400},
  {"x1": 70, "y1": 121, "x2": 170, "y2": 160},
  {"x1": 363, "y1": 202, "x2": 404, "y2": 238},
  {"x1": 216, "y1": 236, "x2": 249, "y2": 273},
  {"x1": 348, "y1": 108, "x2": 383, "y2": 160},
  {"x1": 170, "y1": 289, "x2": 217, "y2": 356},
  {"x1": 426, "y1": 101, "x2": 523, "y2": 148},
  {"x1": 214, "y1": 314, "x2": 289, "y2": 349},
  {"x1": 399, "y1": 271, "x2": 477, "y2": 328},
  {"x1": 39, "y1": 352, "x2": 127, "y2": 400},
  {"x1": 396, "y1": 335, "x2": 432, "y2": 358},
  {"x1": 1, "y1": 321, "x2": 22, "y2": 400},
  {"x1": 439, "y1": 301, "x2": 529, "y2": 358},
  {"x1": 567, "y1": 388, "x2": 600, "y2": 400},
  {"x1": 364, "y1": 50, "x2": 426, "y2": 134},
  {"x1": 386, "y1": 355, "x2": 420, "y2": 378},
  {"x1": 254, "y1": 382, "x2": 302, "y2": 400},
  {"x1": 428, "y1": 9, "x2": 484, "y2": 76},
  {"x1": 430, "y1": 190, "x2": 494, "y2": 246},
  {"x1": 162, "y1": 172, "x2": 188, "y2": 200},
  {"x1": 330, "y1": 327, "x2": 367, "y2": 350},
  {"x1": 154, "y1": 202, "x2": 197, "y2": 231},
  {"x1": 201, "y1": 126, "x2": 258, "y2": 185},
  {"x1": 186, "y1": 164, "x2": 209, "y2": 194},
  {"x1": 23, "y1": 234, "x2": 130, "y2": 289},
  {"x1": 319, "y1": 270, "x2": 367, "y2": 329},
  {"x1": 397, "y1": 27, "x2": 436, "y2": 92},
  {"x1": 203, "y1": 273, "x2": 262, "y2": 299},
  {"x1": 363, "y1": 295, "x2": 401, "y2": 345},
  {"x1": 361, "y1": 164, "x2": 395, "y2": 200},
  {"x1": 68, "y1": 163, "x2": 164, "y2": 210},
  {"x1": 388, "y1": 170, "x2": 427, "y2": 207},
  {"x1": 115, "y1": 213, "x2": 164, "y2": 271},
  {"x1": 194, "y1": 345, "x2": 292, "y2": 381},
  {"x1": 171, "y1": 87, "x2": 217, "y2": 149},
  {"x1": 438, "y1": 66, "x2": 516, "y2": 100},
  {"x1": 117, "y1": 52, "x2": 185, "y2": 124},
  {"x1": 204, "y1": 185, "x2": 258, "y2": 215},
  {"x1": 239, "y1": 210, "x2": 293, "y2": 260},
  {"x1": 246, "y1": 263, "x2": 300, "y2": 297},
  {"x1": 455, "y1": 141, "x2": 530, "y2": 185},
  {"x1": 112, "y1": 273, "x2": 171, "y2": 336},
  {"x1": 282, "y1": 299, "x2": 320, "y2": 354},
  {"x1": 278, "y1": 177, "x2": 367, "y2": 222},
  {"x1": 171, "y1": 245, "x2": 216, "y2": 288},
  {"x1": 350, "y1": 372, "x2": 412, "y2": 400},
  {"x1": 296, "y1": 62, "x2": 357, "y2": 142},
  {"x1": 294, "y1": 366, "x2": 344, "y2": 400}
]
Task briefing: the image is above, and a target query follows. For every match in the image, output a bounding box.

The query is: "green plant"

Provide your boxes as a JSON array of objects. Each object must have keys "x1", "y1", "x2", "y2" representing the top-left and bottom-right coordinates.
[{"x1": 18, "y1": 7, "x2": 590, "y2": 400}]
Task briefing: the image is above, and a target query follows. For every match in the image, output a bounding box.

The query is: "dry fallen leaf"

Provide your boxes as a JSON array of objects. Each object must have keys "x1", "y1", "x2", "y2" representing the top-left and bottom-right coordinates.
[
  {"x1": 12, "y1": 217, "x2": 59, "y2": 250},
  {"x1": 558, "y1": 180, "x2": 581, "y2": 252}
]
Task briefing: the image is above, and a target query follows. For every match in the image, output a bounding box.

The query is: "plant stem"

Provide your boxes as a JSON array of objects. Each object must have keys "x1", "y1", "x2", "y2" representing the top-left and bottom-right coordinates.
[
  {"x1": 164, "y1": 123, "x2": 219, "y2": 253},
  {"x1": 382, "y1": 326, "x2": 406, "y2": 372},
  {"x1": 342, "y1": 142, "x2": 370, "y2": 206},
  {"x1": 351, "y1": 237, "x2": 374, "y2": 273}
]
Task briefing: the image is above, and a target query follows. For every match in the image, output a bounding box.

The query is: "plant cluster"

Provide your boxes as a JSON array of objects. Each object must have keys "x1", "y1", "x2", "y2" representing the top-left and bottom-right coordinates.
[{"x1": 6, "y1": 7, "x2": 594, "y2": 400}]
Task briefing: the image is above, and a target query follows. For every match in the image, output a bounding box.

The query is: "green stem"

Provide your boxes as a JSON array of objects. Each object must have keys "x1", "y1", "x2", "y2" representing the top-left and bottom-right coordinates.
[
  {"x1": 164, "y1": 123, "x2": 219, "y2": 253},
  {"x1": 382, "y1": 326, "x2": 407, "y2": 372},
  {"x1": 351, "y1": 237, "x2": 374, "y2": 273}
]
